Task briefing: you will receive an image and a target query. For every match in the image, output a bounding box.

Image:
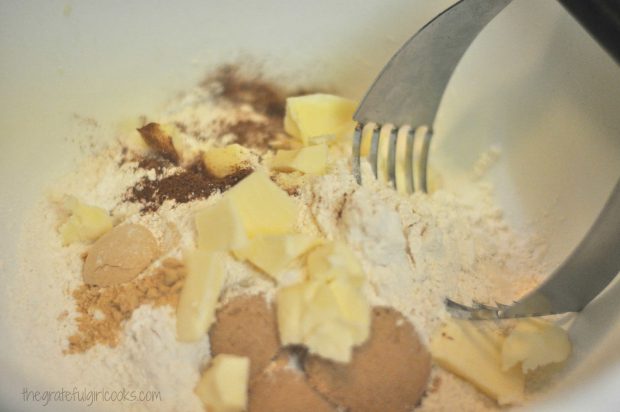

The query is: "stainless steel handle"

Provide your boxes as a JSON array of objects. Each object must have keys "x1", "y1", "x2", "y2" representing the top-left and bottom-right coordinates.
[
  {"x1": 502, "y1": 179, "x2": 620, "y2": 317},
  {"x1": 353, "y1": 0, "x2": 513, "y2": 128},
  {"x1": 448, "y1": 180, "x2": 620, "y2": 319},
  {"x1": 558, "y1": 0, "x2": 620, "y2": 64}
]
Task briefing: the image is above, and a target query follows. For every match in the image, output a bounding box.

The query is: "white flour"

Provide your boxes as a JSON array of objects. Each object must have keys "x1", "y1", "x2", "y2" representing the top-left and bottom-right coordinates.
[{"x1": 4, "y1": 79, "x2": 547, "y2": 411}]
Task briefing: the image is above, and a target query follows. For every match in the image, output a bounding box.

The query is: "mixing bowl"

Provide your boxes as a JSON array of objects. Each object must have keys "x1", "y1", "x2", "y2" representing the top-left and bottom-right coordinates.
[{"x1": 1, "y1": 0, "x2": 619, "y2": 410}]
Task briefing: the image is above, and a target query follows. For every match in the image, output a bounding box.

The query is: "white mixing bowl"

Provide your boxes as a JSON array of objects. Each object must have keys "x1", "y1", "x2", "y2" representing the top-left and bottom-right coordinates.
[{"x1": 1, "y1": 1, "x2": 619, "y2": 410}]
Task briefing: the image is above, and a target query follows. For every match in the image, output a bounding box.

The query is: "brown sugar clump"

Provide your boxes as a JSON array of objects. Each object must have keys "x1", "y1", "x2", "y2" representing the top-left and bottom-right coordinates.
[
  {"x1": 66, "y1": 258, "x2": 186, "y2": 354},
  {"x1": 249, "y1": 354, "x2": 336, "y2": 412},
  {"x1": 82, "y1": 224, "x2": 159, "y2": 286},
  {"x1": 305, "y1": 307, "x2": 431, "y2": 412},
  {"x1": 209, "y1": 295, "x2": 280, "y2": 379}
]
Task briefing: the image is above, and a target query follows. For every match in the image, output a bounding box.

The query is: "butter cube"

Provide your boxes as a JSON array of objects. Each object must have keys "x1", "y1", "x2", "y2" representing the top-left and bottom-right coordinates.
[
  {"x1": 226, "y1": 171, "x2": 299, "y2": 237},
  {"x1": 300, "y1": 282, "x2": 343, "y2": 338},
  {"x1": 307, "y1": 241, "x2": 364, "y2": 286},
  {"x1": 59, "y1": 197, "x2": 113, "y2": 245},
  {"x1": 307, "y1": 134, "x2": 337, "y2": 146},
  {"x1": 203, "y1": 144, "x2": 251, "y2": 178},
  {"x1": 277, "y1": 282, "x2": 312, "y2": 346},
  {"x1": 305, "y1": 319, "x2": 356, "y2": 364},
  {"x1": 276, "y1": 239, "x2": 370, "y2": 363},
  {"x1": 195, "y1": 354, "x2": 249, "y2": 412},
  {"x1": 329, "y1": 279, "x2": 370, "y2": 345},
  {"x1": 234, "y1": 233, "x2": 321, "y2": 280},
  {"x1": 502, "y1": 319, "x2": 571, "y2": 373},
  {"x1": 271, "y1": 144, "x2": 328, "y2": 176},
  {"x1": 277, "y1": 279, "x2": 370, "y2": 363},
  {"x1": 284, "y1": 94, "x2": 357, "y2": 145},
  {"x1": 430, "y1": 319, "x2": 524, "y2": 405},
  {"x1": 195, "y1": 197, "x2": 248, "y2": 252},
  {"x1": 176, "y1": 250, "x2": 226, "y2": 342}
]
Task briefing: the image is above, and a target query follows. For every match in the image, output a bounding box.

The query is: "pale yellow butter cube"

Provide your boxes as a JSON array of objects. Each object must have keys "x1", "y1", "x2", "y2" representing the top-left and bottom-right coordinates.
[
  {"x1": 301, "y1": 281, "x2": 368, "y2": 362},
  {"x1": 300, "y1": 282, "x2": 343, "y2": 337},
  {"x1": 307, "y1": 241, "x2": 364, "y2": 285},
  {"x1": 271, "y1": 144, "x2": 328, "y2": 176},
  {"x1": 305, "y1": 319, "x2": 356, "y2": 363},
  {"x1": 502, "y1": 319, "x2": 571, "y2": 373},
  {"x1": 195, "y1": 354, "x2": 250, "y2": 412},
  {"x1": 277, "y1": 279, "x2": 370, "y2": 363},
  {"x1": 59, "y1": 197, "x2": 113, "y2": 245},
  {"x1": 430, "y1": 319, "x2": 524, "y2": 405},
  {"x1": 284, "y1": 94, "x2": 357, "y2": 145},
  {"x1": 176, "y1": 250, "x2": 226, "y2": 342},
  {"x1": 203, "y1": 144, "x2": 251, "y2": 178},
  {"x1": 234, "y1": 233, "x2": 321, "y2": 280},
  {"x1": 307, "y1": 134, "x2": 337, "y2": 146},
  {"x1": 329, "y1": 279, "x2": 370, "y2": 345},
  {"x1": 226, "y1": 171, "x2": 299, "y2": 237},
  {"x1": 276, "y1": 282, "x2": 309, "y2": 346},
  {"x1": 195, "y1": 197, "x2": 248, "y2": 252}
]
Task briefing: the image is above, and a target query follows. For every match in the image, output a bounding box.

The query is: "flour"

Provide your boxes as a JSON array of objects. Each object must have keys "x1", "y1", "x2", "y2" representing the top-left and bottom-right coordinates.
[
  {"x1": 4, "y1": 73, "x2": 548, "y2": 411},
  {"x1": 113, "y1": 305, "x2": 210, "y2": 410},
  {"x1": 301, "y1": 160, "x2": 546, "y2": 410},
  {"x1": 302, "y1": 160, "x2": 543, "y2": 344}
]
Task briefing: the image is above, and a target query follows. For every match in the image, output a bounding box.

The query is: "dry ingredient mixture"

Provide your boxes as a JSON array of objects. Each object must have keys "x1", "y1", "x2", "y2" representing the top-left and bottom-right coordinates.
[
  {"x1": 5, "y1": 65, "x2": 556, "y2": 411},
  {"x1": 67, "y1": 258, "x2": 186, "y2": 353}
]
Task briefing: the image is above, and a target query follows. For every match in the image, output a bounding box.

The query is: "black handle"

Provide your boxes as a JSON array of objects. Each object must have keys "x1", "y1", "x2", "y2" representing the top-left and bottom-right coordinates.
[{"x1": 558, "y1": 0, "x2": 620, "y2": 64}]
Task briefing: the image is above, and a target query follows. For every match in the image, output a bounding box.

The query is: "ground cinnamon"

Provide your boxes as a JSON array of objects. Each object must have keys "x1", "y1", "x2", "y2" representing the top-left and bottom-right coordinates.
[{"x1": 202, "y1": 65, "x2": 292, "y2": 150}]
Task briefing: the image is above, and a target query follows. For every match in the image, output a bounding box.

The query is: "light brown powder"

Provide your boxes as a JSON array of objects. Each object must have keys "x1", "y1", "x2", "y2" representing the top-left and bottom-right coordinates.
[{"x1": 66, "y1": 258, "x2": 186, "y2": 354}]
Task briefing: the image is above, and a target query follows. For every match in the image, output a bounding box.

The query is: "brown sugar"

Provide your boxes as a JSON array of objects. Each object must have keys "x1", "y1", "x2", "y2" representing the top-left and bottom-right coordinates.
[
  {"x1": 82, "y1": 224, "x2": 159, "y2": 286},
  {"x1": 249, "y1": 353, "x2": 336, "y2": 412},
  {"x1": 66, "y1": 258, "x2": 186, "y2": 354},
  {"x1": 305, "y1": 307, "x2": 431, "y2": 412},
  {"x1": 209, "y1": 295, "x2": 280, "y2": 379},
  {"x1": 126, "y1": 161, "x2": 252, "y2": 212}
]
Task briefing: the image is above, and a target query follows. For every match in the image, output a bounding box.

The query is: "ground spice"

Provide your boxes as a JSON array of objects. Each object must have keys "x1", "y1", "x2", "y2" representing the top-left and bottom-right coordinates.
[
  {"x1": 66, "y1": 258, "x2": 186, "y2": 354},
  {"x1": 200, "y1": 65, "x2": 290, "y2": 150},
  {"x1": 203, "y1": 65, "x2": 286, "y2": 119},
  {"x1": 137, "y1": 156, "x2": 172, "y2": 174},
  {"x1": 126, "y1": 161, "x2": 252, "y2": 212},
  {"x1": 223, "y1": 119, "x2": 280, "y2": 149}
]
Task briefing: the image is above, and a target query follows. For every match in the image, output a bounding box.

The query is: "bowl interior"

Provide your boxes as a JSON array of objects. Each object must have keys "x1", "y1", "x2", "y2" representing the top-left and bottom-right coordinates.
[{"x1": 1, "y1": 0, "x2": 619, "y2": 410}]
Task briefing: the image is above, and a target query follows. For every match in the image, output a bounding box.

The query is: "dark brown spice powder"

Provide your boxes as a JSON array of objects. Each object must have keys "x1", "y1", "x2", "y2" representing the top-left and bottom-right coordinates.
[
  {"x1": 200, "y1": 65, "x2": 289, "y2": 150},
  {"x1": 137, "y1": 156, "x2": 172, "y2": 174},
  {"x1": 224, "y1": 119, "x2": 276, "y2": 149},
  {"x1": 203, "y1": 65, "x2": 286, "y2": 120},
  {"x1": 126, "y1": 161, "x2": 252, "y2": 212}
]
